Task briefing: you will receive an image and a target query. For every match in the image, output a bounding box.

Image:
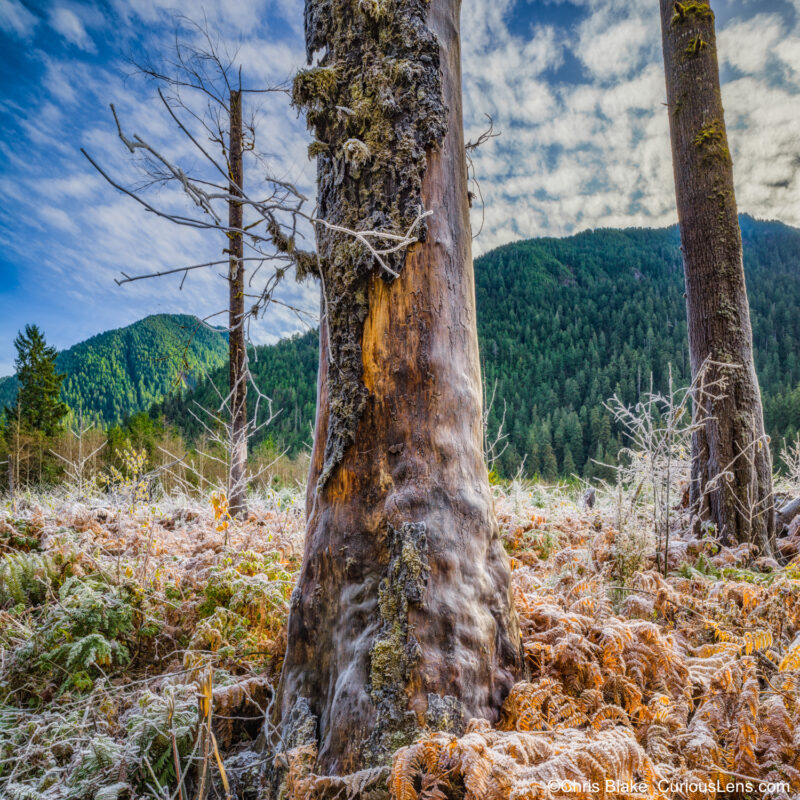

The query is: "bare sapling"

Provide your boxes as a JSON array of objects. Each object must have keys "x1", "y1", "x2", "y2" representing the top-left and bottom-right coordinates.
[
  {"x1": 483, "y1": 377, "x2": 509, "y2": 476},
  {"x1": 156, "y1": 368, "x2": 282, "y2": 542},
  {"x1": 598, "y1": 359, "x2": 752, "y2": 575},
  {"x1": 49, "y1": 411, "x2": 107, "y2": 499}
]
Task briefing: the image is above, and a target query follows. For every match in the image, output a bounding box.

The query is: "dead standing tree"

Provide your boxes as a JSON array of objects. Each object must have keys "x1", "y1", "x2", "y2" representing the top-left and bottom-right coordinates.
[
  {"x1": 85, "y1": 21, "x2": 429, "y2": 517},
  {"x1": 659, "y1": 0, "x2": 775, "y2": 554},
  {"x1": 227, "y1": 86, "x2": 247, "y2": 517},
  {"x1": 272, "y1": 0, "x2": 523, "y2": 778},
  {"x1": 84, "y1": 21, "x2": 309, "y2": 517},
  {"x1": 132, "y1": 27, "x2": 266, "y2": 519}
]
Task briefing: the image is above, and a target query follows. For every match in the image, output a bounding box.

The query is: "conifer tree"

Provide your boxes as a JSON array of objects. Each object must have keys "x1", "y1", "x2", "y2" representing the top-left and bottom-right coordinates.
[
  {"x1": 562, "y1": 446, "x2": 577, "y2": 476},
  {"x1": 10, "y1": 325, "x2": 67, "y2": 437},
  {"x1": 541, "y1": 439, "x2": 559, "y2": 481}
]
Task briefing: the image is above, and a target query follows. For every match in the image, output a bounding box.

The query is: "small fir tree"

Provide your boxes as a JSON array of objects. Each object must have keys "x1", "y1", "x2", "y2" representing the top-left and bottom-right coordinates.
[{"x1": 11, "y1": 325, "x2": 68, "y2": 437}]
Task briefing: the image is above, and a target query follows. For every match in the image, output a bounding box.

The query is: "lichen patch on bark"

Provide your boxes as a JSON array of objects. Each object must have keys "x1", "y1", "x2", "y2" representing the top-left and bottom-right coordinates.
[
  {"x1": 365, "y1": 521, "x2": 430, "y2": 765},
  {"x1": 280, "y1": 696, "x2": 318, "y2": 750},
  {"x1": 425, "y1": 693, "x2": 466, "y2": 735},
  {"x1": 693, "y1": 119, "x2": 731, "y2": 164},
  {"x1": 292, "y1": 0, "x2": 447, "y2": 489},
  {"x1": 267, "y1": 696, "x2": 318, "y2": 798}
]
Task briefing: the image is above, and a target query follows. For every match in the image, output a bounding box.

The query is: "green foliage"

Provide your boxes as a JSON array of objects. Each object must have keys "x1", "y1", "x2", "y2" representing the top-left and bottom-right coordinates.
[
  {"x1": 0, "y1": 550, "x2": 60, "y2": 608},
  {"x1": 0, "y1": 684, "x2": 198, "y2": 799},
  {"x1": 196, "y1": 549, "x2": 294, "y2": 667},
  {"x1": 0, "y1": 314, "x2": 228, "y2": 427},
  {"x1": 67, "y1": 733, "x2": 126, "y2": 792},
  {"x1": 0, "y1": 492, "x2": 303, "y2": 799},
  {"x1": 611, "y1": 528, "x2": 651, "y2": 586},
  {"x1": 0, "y1": 517, "x2": 41, "y2": 553},
  {"x1": 20, "y1": 577, "x2": 135, "y2": 692},
  {"x1": 0, "y1": 530, "x2": 81, "y2": 609},
  {"x1": 157, "y1": 216, "x2": 800, "y2": 479},
  {"x1": 152, "y1": 330, "x2": 319, "y2": 456},
  {"x1": 8, "y1": 324, "x2": 68, "y2": 437},
  {"x1": 190, "y1": 606, "x2": 255, "y2": 663},
  {"x1": 0, "y1": 541, "x2": 143, "y2": 699},
  {"x1": 126, "y1": 684, "x2": 198, "y2": 791},
  {"x1": 100, "y1": 444, "x2": 151, "y2": 509}
]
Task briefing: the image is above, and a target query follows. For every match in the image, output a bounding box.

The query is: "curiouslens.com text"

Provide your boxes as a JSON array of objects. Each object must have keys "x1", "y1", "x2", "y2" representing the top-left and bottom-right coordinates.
[{"x1": 546, "y1": 779, "x2": 792, "y2": 795}]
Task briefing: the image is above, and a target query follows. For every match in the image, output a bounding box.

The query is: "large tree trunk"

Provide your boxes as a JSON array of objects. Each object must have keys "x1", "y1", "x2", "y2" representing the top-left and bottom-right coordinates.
[
  {"x1": 274, "y1": 0, "x2": 523, "y2": 776},
  {"x1": 659, "y1": 0, "x2": 774, "y2": 555},
  {"x1": 227, "y1": 88, "x2": 247, "y2": 518}
]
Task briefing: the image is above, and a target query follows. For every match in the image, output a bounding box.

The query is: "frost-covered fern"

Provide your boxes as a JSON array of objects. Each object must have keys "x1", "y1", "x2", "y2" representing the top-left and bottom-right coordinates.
[
  {"x1": 125, "y1": 683, "x2": 198, "y2": 791},
  {"x1": 0, "y1": 491, "x2": 305, "y2": 800},
  {"x1": 0, "y1": 684, "x2": 198, "y2": 800},
  {"x1": 0, "y1": 551, "x2": 59, "y2": 608},
  {"x1": 196, "y1": 549, "x2": 294, "y2": 668},
  {"x1": 9, "y1": 576, "x2": 134, "y2": 693},
  {"x1": 68, "y1": 733, "x2": 126, "y2": 791}
]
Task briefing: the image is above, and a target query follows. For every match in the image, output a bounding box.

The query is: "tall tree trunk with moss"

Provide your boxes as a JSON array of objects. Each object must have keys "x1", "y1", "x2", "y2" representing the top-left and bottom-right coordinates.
[
  {"x1": 228, "y1": 88, "x2": 247, "y2": 518},
  {"x1": 272, "y1": 0, "x2": 523, "y2": 776},
  {"x1": 659, "y1": 0, "x2": 774, "y2": 554}
]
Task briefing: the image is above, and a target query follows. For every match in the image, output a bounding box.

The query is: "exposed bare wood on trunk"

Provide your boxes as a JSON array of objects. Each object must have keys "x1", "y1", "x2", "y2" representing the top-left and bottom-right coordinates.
[
  {"x1": 777, "y1": 497, "x2": 800, "y2": 531},
  {"x1": 659, "y1": 0, "x2": 774, "y2": 554},
  {"x1": 274, "y1": 0, "x2": 523, "y2": 775},
  {"x1": 227, "y1": 88, "x2": 247, "y2": 518}
]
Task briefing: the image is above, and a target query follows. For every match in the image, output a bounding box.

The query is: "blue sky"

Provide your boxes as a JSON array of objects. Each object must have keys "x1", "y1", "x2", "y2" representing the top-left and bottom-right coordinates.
[{"x1": 1, "y1": 0, "x2": 799, "y2": 375}]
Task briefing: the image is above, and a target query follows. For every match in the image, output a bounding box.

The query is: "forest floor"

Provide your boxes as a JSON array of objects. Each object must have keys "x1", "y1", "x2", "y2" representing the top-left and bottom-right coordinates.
[{"x1": 1, "y1": 483, "x2": 799, "y2": 799}]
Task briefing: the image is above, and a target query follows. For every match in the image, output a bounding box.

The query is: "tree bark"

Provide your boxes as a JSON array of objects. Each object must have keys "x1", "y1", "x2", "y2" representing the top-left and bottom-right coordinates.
[
  {"x1": 274, "y1": 0, "x2": 523, "y2": 775},
  {"x1": 659, "y1": 0, "x2": 774, "y2": 554},
  {"x1": 777, "y1": 497, "x2": 800, "y2": 532},
  {"x1": 228, "y1": 88, "x2": 247, "y2": 518}
]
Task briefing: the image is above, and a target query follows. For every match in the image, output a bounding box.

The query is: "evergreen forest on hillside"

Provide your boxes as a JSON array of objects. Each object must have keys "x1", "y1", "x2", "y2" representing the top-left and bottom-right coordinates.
[
  {"x1": 0, "y1": 314, "x2": 228, "y2": 426},
  {"x1": 152, "y1": 216, "x2": 800, "y2": 477}
]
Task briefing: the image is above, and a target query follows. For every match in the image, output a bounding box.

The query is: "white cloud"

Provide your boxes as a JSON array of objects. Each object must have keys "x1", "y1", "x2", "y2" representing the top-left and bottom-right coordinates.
[
  {"x1": 462, "y1": 0, "x2": 800, "y2": 255},
  {"x1": 38, "y1": 205, "x2": 79, "y2": 234},
  {"x1": 49, "y1": 5, "x2": 96, "y2": 51},
  {"x1": 774, "y1": 36, "x2": 800, "y2": 86},
  {"x1": 109, "y1": 0, "x2": 300, "y2": 39},
  {"x1": 0, "y1": 0, "x2": 318, "y2": 365},
  {"x1": 2, "y1": 0, "x2": 800, "y2": 369},
  {"x1": 718, "y1": 14, "x2": 783, "y2": 75},
  {"x1": 578, "y1": 17, "x2": 652, "y2": 81},
  {"x1": 0, "y1": 0, "x2": 37, "y2": 39}
]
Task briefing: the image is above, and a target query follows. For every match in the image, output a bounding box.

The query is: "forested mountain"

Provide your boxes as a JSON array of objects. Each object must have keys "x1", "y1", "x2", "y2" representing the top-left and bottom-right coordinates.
[
  {"x1": 150, "y1": 329, "x2": 319, "y2": 454},
  {"x1": 151, "y1": 216, "x2": 800, "y2": 477},
  {"x1": 478, "y1": 215, "x2": 800, "y2": 476},
  {"x1": 0, "y1": 314, "x2": 227, "y2": 425}
]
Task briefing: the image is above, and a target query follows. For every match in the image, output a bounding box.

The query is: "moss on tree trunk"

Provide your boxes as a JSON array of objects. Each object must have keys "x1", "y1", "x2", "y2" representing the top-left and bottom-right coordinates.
[
  {"x1": 272, "y1": 0, "x2": 523, "y2": 777},
  {"x1": 659, "y1": 0, "x2": 774, "y2": 554}
]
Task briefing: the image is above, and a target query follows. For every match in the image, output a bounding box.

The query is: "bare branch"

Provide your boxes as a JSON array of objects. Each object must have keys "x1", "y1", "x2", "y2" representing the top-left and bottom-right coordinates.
[{"x1": 115, "y1": 258, "x2": 267, "y2": 286}]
